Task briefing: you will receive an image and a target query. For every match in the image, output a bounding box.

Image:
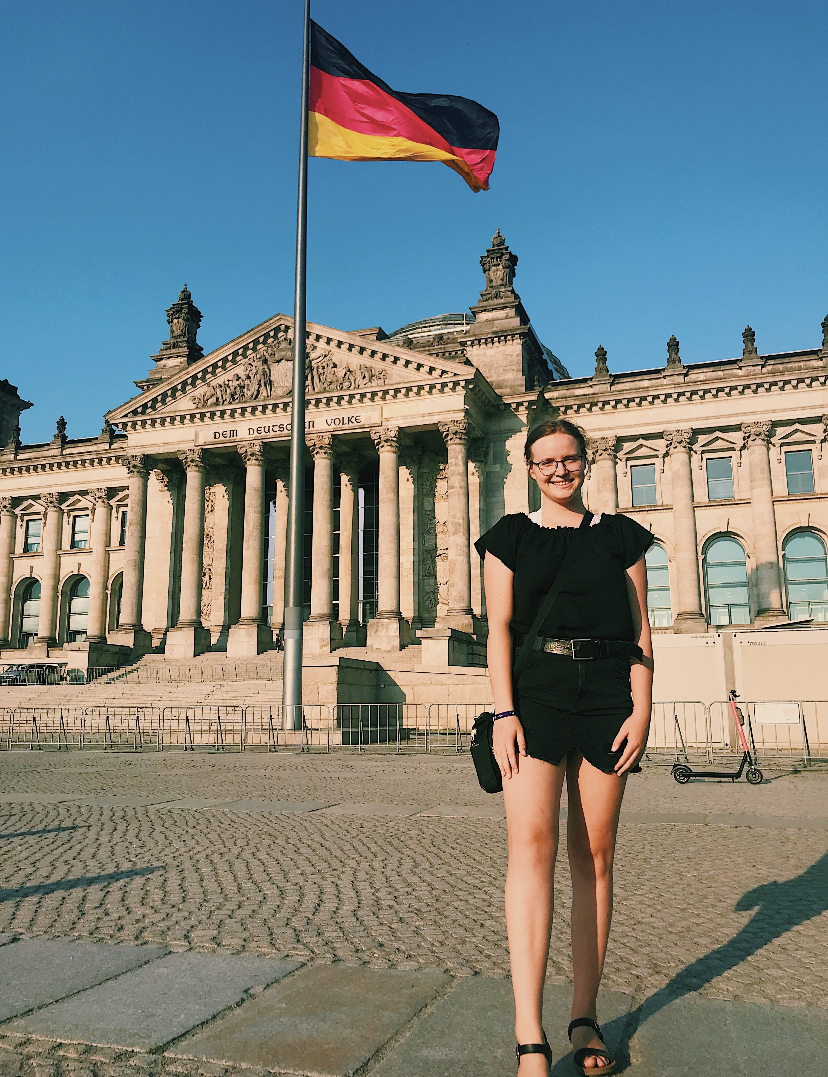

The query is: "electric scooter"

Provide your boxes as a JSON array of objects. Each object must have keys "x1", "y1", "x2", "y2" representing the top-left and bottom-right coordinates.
[{"x1": 671, "y1": 691, "x2": 763, "y2": 785}]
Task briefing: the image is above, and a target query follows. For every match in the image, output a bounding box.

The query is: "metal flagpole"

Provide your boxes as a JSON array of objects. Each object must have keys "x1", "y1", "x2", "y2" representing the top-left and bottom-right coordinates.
[{"x1": 283, "y1": 0, "x2": 311, "y2": 732}]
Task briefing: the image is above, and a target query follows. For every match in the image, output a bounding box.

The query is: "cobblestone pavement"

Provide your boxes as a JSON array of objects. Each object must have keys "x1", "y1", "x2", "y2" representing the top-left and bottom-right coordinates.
[{"x1": 0, "y1": 752, "x2": 826, "y2": 1020}]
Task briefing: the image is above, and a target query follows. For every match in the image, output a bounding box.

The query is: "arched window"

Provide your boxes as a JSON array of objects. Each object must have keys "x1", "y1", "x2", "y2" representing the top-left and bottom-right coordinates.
[
  {"x1": 704, "y1": 537, "x2": 750, "y2": 625},
  {"x1": 783, "y1": 531, "x2": 828, "y2": 622},
  {"x1": 19, "y1": 579, "x2": 41, "y2": 648},
  {"x1": 108, "y1": 572, "x2": 123, "y2": 631},
  {"x1": 66, "y1": 577, "x2": 90, "y2": 642},
  {"x1": 645, "y1": 544, "x2": 672, "y2": 627}
]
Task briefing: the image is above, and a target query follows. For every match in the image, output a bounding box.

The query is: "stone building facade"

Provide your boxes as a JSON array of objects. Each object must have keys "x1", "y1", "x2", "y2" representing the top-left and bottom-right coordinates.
[{"x1": 1, "y1": 235, "x2": 827, "y2": 682}]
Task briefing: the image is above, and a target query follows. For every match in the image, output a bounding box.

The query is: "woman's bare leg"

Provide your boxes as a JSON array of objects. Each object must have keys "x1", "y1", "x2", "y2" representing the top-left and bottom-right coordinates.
[
  {"x1": 503, "y1": 755, "x2": 566, "y2": 1074},
  {"x1": 566, "y1": 752, "x2": 627, "y2": 1070}
]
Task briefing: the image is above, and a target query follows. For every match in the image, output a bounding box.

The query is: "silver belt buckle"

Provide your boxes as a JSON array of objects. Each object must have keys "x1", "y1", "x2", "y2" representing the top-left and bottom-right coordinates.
[{"x1": 570, "y1": 639, "x2": 596, "y2": 660}]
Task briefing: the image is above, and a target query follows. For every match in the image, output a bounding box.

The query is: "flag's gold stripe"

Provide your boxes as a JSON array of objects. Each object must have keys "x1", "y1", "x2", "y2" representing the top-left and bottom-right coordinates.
[{"x1": 309, "y1": 110, "x2": 459, "y2": 164}]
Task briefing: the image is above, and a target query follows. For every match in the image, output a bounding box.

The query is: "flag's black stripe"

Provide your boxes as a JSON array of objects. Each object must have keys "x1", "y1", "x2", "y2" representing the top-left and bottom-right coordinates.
[{"x1": 311, "y1": 21, "x2": 499, "y2": 152}]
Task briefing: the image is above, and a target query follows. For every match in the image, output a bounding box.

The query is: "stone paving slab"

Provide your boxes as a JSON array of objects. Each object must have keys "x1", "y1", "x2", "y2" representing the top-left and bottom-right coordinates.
[
  {"x1": 315, "y1": 802, "x2": 421, "y2": 817},
  {"x1": 69, "y1": 797, "x2": 179, "y2": 808},
  {"x1": 0, "y1": 939, "x2": 168, "y2": 1022},
  {"x1": 372, "y1": 975, "x2": 632, "y2": 1077},
  {"x1": 6, "y1": 952, "x2": 301, "y2": 1050},
  {"x1": 622, "y1": 810, "x2": 828, "y2": 829},
  {"x1": 629, "y1": 993, "x2": 828, "y2": 1076},
  {"x1": 415, "y1": 804, "x2": 506, "y2": 819},
  {"x1": 171, "y1": 963, "x2": 451, "y2": 1076},
  {"x1": 0, "y1": 934, "x2": 18, "y2": 946},
  {"x1": 0, "y1": 795, "x2": 83, "y2": 804},
  {"x1": 204, "y1": 800, "x2": 335, "y2": 813}
]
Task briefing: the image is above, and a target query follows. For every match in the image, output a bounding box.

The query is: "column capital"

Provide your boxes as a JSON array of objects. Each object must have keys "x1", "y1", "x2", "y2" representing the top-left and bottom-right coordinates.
[
  {"x1": 591, "y1": 436, "x2": 618, "y2": 461},
  {"x1": 122, "y1": 453, "x2": 149, "y2": 478},
  {"x1": 439, "y1": 419, "x2": 469, "y2": 447},
  {"x1": 307, "y1": 433, "x2": 335, "y2": 460},
  {"x1": 238, "y1": 440, "x2": 266, "y2": 467},
  {"x1": 468, "y1": 438, "x2": 487, "y2": 465},
  {"x1": 337, "y1": 451, "x2": 363, "y2": 479},
  {"x1": 178, "y1": 447, "x2": 205, "y2": 472},
  {"x1": 152, "y1": 468, "x2": 180, "y2": 497},
  {"x1": 663, "y1": 429, "x2": 693, "y2": 454},
  {"x1": 0, "y1": 496, "x2": 13, "y2": 515},
  {"x1": 741, "y1": 420, "x2": 772, "y2": 447},
  {"x1": 372, "y1": 426, "x2": 399, "y2": 453},
  {"x1": 89, "y1": 487, "x2": 110, "y2": 506},
  {"x1": 41, "y1": 492, "x2": 61, "y2": 512}
]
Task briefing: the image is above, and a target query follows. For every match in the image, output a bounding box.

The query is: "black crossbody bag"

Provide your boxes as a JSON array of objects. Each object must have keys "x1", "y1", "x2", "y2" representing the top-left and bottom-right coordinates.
[{"x1": 470, "y1": 513, "x2": 592, "y2": 793}]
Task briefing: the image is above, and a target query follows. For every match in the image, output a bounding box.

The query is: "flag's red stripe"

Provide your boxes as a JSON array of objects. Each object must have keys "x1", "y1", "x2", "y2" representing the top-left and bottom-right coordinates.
[
  {"x1": 450, "y1": 147, "x2": 497, "y2": 187},
  {"x1": 310, "y1": 66, "x2": 455, "y2": 154}
]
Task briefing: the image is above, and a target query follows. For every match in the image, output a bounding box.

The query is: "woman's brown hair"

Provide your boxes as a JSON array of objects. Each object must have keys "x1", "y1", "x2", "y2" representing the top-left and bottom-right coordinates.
[{"x1": 524, "y1": 418, "x2": 589, "y2": 466}]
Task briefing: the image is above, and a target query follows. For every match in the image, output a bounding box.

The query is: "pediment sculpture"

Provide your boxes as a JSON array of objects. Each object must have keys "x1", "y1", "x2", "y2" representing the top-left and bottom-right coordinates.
[{"x1": 190, "y1": 332, "x2": 388, "y2": 409}]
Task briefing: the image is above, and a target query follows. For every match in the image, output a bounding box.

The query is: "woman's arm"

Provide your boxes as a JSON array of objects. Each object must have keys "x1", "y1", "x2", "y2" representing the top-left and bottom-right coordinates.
[
  {"x1": 483, "y1": 552, "x2": 526, "y2": 778},
  {"x1": 611, "y1": 555, "x2": 654, "y2": 775}
]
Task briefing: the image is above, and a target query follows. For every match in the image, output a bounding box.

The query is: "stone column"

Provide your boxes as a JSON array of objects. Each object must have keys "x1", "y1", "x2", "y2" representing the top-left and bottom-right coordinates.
[
  {"x1": 468, "y1": 439, "x2": 487, "y2": 624},
  {"x1": 228, "y1": 442, "x2": 273, "y2": 655},
  {"x1": 305, "y1": 434, "x2": 340, "y2": 653},
  {"x1": 0, "y1": 497, "x2": 15, "y2": 647},
  {"x1": 166, "y1": 448, "x2": 211, "y2": 657},
  {"x1": 270, "y1": 466, "x2": 289, "y2": 634},
  {"x1": 85, "y1": 488, "x2": 111, "y2": 644},
  {"x1": 115, "y1": 454, "x2": 152, "y2": 652},
  {"x1": 742, "y1": 421, "x2": 786, "y2": 623},
  {"x1": 439, "y1": 419, "x2": 474, "y2": 633},
  {"x1": 35, "y1": 492, "x2": 63, "y2": 647},
  {"x1": 367, "y1": 426, "x2": 405, "y2": 650},
  {"x1": 337, "y1": 453, "x2": 362, "y2": 645},
  {"x1": 664, "y1": 430, "x2": 706, "y2": 632},
  {"x1": 399, "y1": 446, "x2": 421, "y2": 632},
  {"x1": 591, "y1": 437, "x2": 619, "y2": 513}
]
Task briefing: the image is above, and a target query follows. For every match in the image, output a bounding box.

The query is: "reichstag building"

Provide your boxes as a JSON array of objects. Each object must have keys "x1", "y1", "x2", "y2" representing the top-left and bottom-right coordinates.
[{"x1": 1, "y1": 231, "x2": 826, "y2": 684}]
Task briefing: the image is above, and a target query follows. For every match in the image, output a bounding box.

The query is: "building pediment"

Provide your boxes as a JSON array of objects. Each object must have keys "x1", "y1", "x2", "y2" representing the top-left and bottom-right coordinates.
[
  {"x1": 108, "y1": 316, "x2": 476, "y2": 424},
  {"x1": 772, "y1": 424, "x2": 819, "y2": 461}
]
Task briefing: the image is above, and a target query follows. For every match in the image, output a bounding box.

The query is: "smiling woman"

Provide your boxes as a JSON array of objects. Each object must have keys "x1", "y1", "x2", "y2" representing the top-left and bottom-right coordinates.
[{"x1": 475, "y1": 416, "x2": 654, "y2": 1076}]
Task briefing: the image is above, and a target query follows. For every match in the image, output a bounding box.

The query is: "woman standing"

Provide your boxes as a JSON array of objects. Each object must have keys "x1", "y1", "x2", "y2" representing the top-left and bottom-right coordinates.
[{"x1": 475, "y1": 418, "x2": 654, "y2": 1075}]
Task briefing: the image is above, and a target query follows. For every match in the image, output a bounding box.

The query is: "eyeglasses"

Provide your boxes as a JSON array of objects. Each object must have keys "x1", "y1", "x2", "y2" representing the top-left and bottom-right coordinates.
[{"x1": 531, "y1": 455, "x2": 584, "y2": 476}]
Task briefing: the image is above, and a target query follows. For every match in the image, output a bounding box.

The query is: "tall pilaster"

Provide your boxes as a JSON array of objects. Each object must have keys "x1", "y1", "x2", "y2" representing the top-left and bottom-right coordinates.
[
  {"x1": 742, "y1": 421, "x2": 786, "y2": 623},
  {"x1": 439, "y1": 419, "x2": 474, "y2": 633},
  {"x1": 664, "y1": 430, "x2": 706, "y2": 632},
  {"x1": 270, "y1": 466, "x2": 289, "y2": 634},
  {"x1": 337, "y1": 453, "x2": 363, "y2": 645},
  {"x1": 367, "y1": 426, "x2": 405, "y2": 650},
  {"x1": 0, "y1": 497, "x2": 15, "y2": 646},
  {"x1": 166, "y1": 448, "x2": 211, "y2": 657},
  {"x1": 86, "y1": 488, "x2": 111, "y2": 643},
  {"x1": 116, "y1": 454, "x2": 152, "y2": 652},
  {"x1": 227, "y1": 442, "x2": 273, "y2": 655},
  {"x1": 305, "y1": 434, "x2": 340, "y2": 653},
  {"x1": 35, "y1": 493, "x2": 63, "y2": 647},
  {"x1": 591, "y1": 438, "x2": 619, "y2": 513}
]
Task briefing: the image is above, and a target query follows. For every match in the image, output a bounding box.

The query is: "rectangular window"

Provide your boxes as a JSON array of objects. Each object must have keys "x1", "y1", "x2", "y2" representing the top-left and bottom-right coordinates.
[
  {"x1": 70, "y1": 514, "x2": 89, "y2": 549},
  {"x1": 785, "y1": 450, "x2": 815, "y2": 495},
  {"x1": 630, "y1": 464, "x2": 657, "y2": 507},
  {"x1": 706, "y1": 457, "x2": 734, "y2": 500},
  {"x1": 119, "y1": 510, "x2": 128, "y2": 546},
  {"x1": 24, "y1": 518, "x2": 42, "y2": 553}
]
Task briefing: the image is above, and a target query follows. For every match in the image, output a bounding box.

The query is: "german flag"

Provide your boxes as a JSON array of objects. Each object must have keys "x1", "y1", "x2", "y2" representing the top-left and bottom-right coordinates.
[{"x1": 309, "y1": 21, "x2": 499, "y2": 193}]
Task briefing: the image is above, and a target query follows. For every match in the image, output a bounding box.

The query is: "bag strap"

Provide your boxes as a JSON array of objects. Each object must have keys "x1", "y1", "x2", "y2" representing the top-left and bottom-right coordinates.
[{"x1": 513, "y1": 511, "x2": 592, "y2": 676}]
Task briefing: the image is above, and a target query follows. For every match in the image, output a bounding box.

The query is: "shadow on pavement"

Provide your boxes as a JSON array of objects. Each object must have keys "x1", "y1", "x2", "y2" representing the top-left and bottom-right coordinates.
[
  {"x1": 0, "y1": 825, "x2": 90, "y2": 839},
  {"x1": 0, "y1": 866, "x2": 164, "y2": 902},
  {"x1": 594, "y1": 849, "x2": 828, "y2": 1071}
]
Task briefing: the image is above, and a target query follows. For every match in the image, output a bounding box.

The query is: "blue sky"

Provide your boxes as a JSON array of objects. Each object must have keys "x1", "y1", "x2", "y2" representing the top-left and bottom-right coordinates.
[{"x1": 2, "y1": 0, "x2": 826, "y2": 442}]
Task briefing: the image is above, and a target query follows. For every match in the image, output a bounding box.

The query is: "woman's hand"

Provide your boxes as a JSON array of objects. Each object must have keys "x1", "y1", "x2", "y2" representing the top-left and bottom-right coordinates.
[
  {"x1": 612, "y1": 710, "x2": 651, "y2": 775},
  {"x1": 492, "y1": 714, "x2": 527, "y2": 779}
]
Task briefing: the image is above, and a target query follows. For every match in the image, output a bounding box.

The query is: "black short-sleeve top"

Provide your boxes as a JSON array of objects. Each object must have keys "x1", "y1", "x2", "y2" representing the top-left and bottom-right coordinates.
[{"x1": 474, "y1": 511, "x2": 654, "y2": 642}]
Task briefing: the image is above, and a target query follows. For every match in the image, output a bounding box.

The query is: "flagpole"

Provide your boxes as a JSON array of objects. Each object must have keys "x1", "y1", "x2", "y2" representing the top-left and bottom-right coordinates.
[{"x1": 283, "y1": 0, "x2": 311, "y2": 733}]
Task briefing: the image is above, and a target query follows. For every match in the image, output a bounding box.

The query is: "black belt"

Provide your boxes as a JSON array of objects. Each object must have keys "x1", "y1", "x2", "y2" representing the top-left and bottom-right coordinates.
[{"x1": 530, "y1": 636, "x2": 643, "y2": 662}]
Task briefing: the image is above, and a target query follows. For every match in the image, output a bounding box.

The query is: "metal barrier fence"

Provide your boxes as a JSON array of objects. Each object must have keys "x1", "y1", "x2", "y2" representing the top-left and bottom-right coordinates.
[{"x1": 1, "y1": 701, "x2": 826, "y2": 760}]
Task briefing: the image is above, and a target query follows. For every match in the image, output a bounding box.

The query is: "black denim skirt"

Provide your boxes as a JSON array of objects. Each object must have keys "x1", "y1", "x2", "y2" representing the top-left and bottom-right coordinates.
[{"x1": 513, "y1": 651, "x2": 636, "y2": 774}]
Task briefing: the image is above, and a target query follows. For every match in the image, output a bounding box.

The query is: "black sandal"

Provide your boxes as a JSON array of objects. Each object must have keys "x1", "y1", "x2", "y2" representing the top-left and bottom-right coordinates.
[
  {"x1": 516, "y1": 1030, "x2": 553, "y2": 1071},
  {"x1": 567, "y1": 1018, "x2": 617, "y2": 1075}
]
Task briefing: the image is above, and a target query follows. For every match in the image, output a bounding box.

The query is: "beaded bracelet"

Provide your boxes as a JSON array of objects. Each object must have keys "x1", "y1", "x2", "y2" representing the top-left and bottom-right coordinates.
[{"x1": 493, "y1": 709, "x2": 517, "y2": 721}]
